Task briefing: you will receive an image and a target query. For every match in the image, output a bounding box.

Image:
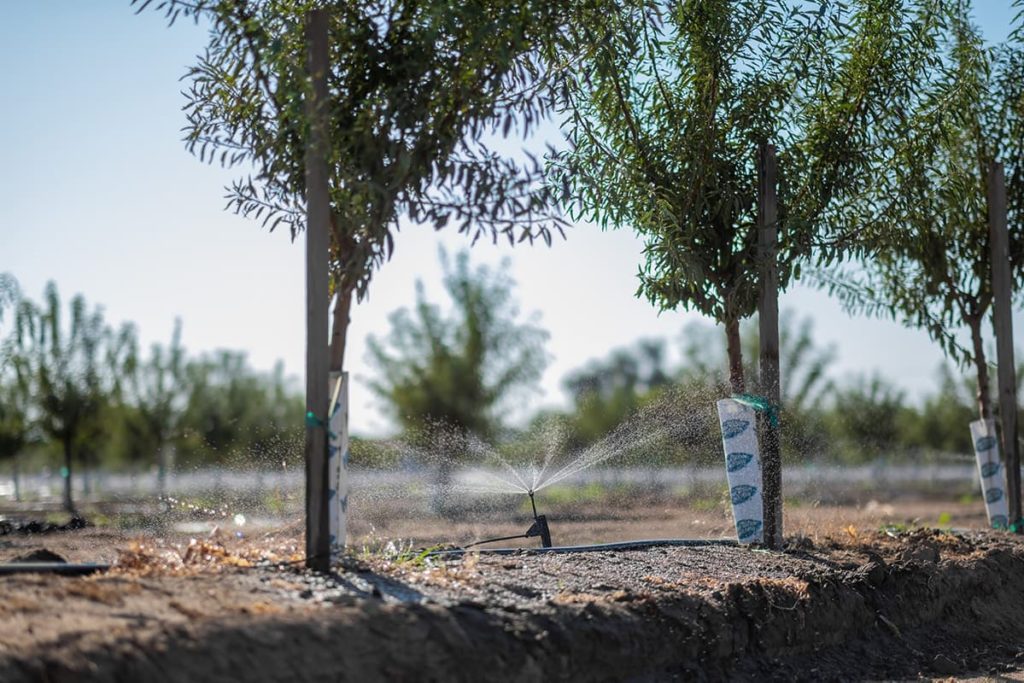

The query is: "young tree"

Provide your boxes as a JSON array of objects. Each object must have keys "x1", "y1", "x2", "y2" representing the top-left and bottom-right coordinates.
[
  {"x1": 0, "y1": 368, "x2": 31, "y2": 502},
  {"x1": 824, "y1": 374, "x2": 908, "y2": 463},
  {"x1": 138, "y1": 0, "x2": 570, "y2": 375},
  {"x1": 123, "y1": 319, "x2": 187, "y2": 494},
  {"x1": 562, "y1": 339, "x2": 671, "y2": 446},
  {"x1": 367, "y1": 249, "x2": 548, "y2": 440},
  {"x1": 0, "y1": 273, "x2": 19, "y2": 371},
  {"x1": 13, "y1": 283, "x2": 134, "y2": 513},
  {"x1": 818, "y1": 4, "x2": 1024, "y2": 423},
  {"x1": 549, "y1": 0, "x2": 943, "y2": 393},
  {"x1": 177, "y1": 352, "x2": 302, "y2": 466}
]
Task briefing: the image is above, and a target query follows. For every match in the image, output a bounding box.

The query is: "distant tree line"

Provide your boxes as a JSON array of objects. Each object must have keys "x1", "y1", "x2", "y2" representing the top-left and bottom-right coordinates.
[
  {"x1": 6, "y1": 247, "x2": 1021, "y2": 509},
  {"x1": 538, "y1": 316, "x2": 1000, "y2": 466},
  {"x1": 0, "y1": 277, "x2": 303, "y2": 511},
  {"x1": 361, "y1": 252, "x2": 1017, "y2": 467}
]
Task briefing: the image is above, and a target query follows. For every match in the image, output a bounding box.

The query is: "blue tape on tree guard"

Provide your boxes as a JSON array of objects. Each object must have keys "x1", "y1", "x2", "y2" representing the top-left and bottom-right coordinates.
[{"x1": 730, "y1": 393, "x2": 780, "y2": 428}]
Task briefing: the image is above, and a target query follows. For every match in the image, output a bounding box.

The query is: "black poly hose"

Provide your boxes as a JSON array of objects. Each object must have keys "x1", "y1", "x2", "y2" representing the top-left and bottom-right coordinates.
[
  {"x1": 0, "y1": 562, "x2": 110, "y2": 576},
  {"x1": 429, "y1": 538, "x2": 739, "y2": 558}
]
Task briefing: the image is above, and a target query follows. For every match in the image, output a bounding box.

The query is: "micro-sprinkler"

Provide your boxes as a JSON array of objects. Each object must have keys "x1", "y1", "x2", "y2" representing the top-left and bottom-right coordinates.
[{"x1": 463, "y1": 489, "x2": 552, "y2": 550}]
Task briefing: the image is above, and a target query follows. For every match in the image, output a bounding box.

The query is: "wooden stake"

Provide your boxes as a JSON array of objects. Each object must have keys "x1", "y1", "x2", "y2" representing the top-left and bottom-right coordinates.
[
  {"x1": 988, "y1": 160, "x2": 1022, "y2": 532},
  {"x1": 304, "y1": 8, "x2": 331, "y2": 571},
  {"x1": 757, "y1": 142, "x2": 783, "y2": 549}
]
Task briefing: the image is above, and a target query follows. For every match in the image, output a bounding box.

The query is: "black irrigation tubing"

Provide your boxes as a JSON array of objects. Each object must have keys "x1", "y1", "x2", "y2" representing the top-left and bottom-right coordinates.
[
  {"x1": 0, "y1": 562, "x2": 110, "y2": 576},
  {"x1": 426, "y1": 538, "x2": 740, "y2": 558},
  {"x1": 224, "y1": 539, "x2": 745, "y2": 572}
]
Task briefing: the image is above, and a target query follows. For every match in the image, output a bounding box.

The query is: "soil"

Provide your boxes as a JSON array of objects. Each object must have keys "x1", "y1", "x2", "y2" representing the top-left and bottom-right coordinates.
[{"x1": 1, "y1": 496, "x2": 1024, "y2": 682}]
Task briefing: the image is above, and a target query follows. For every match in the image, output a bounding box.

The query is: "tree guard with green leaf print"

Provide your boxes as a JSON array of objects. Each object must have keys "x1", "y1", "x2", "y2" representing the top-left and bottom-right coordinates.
[
  {"x1": 717, "y1": 398, "x2": 764, "y2": 544},
  {"x1": 971, "y1": 419, "x2": 1009, "y2": 530}
]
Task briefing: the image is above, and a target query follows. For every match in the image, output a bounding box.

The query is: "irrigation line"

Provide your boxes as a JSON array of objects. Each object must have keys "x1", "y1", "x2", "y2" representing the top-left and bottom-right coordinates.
[
  {"x1": 426, "y1": 538, "x2": 739, "y2": 558},
  {"x1": 0, "y1": 562, "x2": 110, "y2": 576}
]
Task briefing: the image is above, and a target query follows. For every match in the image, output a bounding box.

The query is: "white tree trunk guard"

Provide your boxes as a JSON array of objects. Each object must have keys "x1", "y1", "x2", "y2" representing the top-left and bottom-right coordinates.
[
  {"x1": 716, "y1": 398, "x2": 765, "y2": 544},
  {"x1": 970, "y1": 418, "x2": 1009, "y2": 529},
  {"x1": 328, "y1": 371, "x2": 349, "y2": 556}
]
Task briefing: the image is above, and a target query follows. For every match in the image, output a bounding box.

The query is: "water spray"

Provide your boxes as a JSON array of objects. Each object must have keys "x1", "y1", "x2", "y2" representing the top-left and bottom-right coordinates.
[{"x1": 463, "y1": 489, "x2": 552, "y2": 549}]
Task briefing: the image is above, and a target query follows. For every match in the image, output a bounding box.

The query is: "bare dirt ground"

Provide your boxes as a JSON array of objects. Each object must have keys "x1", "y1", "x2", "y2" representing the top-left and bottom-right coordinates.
[{"x1": 1, "y1": 496, "x2": 1023, "y2": 682}]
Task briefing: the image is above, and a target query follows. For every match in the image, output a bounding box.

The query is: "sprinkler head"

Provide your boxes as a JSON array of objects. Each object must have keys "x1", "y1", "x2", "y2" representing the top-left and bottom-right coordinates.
[
  {"x1": 457, "y1": 489, "x2": 554, "y2": 550},
  {"x1": 525, "y1": 490, "x2": 552, "y2": 547},
  {"x1": 524, "y1": 514, "x2": 552, "y2": 548}
]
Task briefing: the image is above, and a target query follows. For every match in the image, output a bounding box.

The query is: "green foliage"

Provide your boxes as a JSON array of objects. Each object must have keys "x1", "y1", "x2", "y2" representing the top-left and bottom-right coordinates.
[
  {"x1": 561, "y1": 339, "x2": 672, "y2": 445},
  {"x1": 549, "y1": 0, "x2": 943, "y2": 334},
  {"x1": 0, "y1": 273, "x2": 17, "y2": 323},
  {"x1": 814, "y1": 1, "x2": 1024, "y2": 418},
  {"x1": 545, "y1": 312, "x2": 835, "y2": 463},
  {"x1": 897, "y1": 365, "x2": 975, "y2": 455},
  {"x1": 137, "y1": 0, "x2": 569, "y2": 309},
  {"x1": 0, "y1": 281, "x2": 308, "y2": 479},
  {"x1": 824, "y1": 374, "x2": 908, "y2": 462},
  {"x1": 0, "y1": 367, "x2": 31, "y2": 467},
  {"x1": 119, "y1": 320, "x2": 186, "y2": 464},
  {"x1": 177, "y1": 353, "x2": 303, "y2": 467},
  {"x1": 0, "y1": 273, "x2": 20, "y2": 371},
  {"x1": 367, "y1": 249, "x2": 548, "y2": 440},
  {"x1": 11, "y1": 282, "x2": 135, "y2": 511}
]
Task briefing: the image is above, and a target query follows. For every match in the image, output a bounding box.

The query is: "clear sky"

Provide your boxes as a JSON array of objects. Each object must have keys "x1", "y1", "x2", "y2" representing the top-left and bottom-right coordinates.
[{"x1": 1, "y1": 2, "x2": 1021, "y2": 436}]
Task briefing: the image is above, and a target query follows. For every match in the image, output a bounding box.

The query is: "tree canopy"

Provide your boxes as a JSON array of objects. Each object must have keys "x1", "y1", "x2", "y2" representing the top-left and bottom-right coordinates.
[
  {"x1": 11, "y1": 283, "x2": 134, "y2": 512},
  {"x1": 817, "y1": 1, "x2": 1024, "y2": 419},
  {"x1": 548, "y1": 0, "x2": 945, "y2": 390},
  {"x1": 138, "y1": 0, "x2": 571, "y2": 370},
  {"x1": 367, "y1": 249, "x2": 548, "y2": 440}
]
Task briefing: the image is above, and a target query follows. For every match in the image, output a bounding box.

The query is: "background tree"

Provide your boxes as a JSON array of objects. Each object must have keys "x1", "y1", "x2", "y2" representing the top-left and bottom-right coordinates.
[
  {"x1": 825, "y1": 374, "x2": 908, "y2": 463},
  {"x1": 13, "y1": 283, "x2": 134, "y2": 513},
  {"x1": 139, "y1": 0, "x2": 570, "y2": 376},
  {"x1": 562, "y1": 339, "x2": 671, "y2": 446},
  {"x1": 367, "y1": 249, "x2": 548, "y2": 442},
  {"x1": 122, "y1": 319, "x2": 187, "y2": 494},
  {"x1": 818, "y1": 2, "x2": 1024, "y2": 424},
  {"x1": 549, "y1": 0, "x2": 943, "y2": 394},
  {"x1": 0, "y1": 273, "x2": 20, "y2": 370},
  {"x1": 898, "y1": 364, "x2": 977, "y2": 456},
  {"x1": 0, "y1": 364, "x2": 31, "y2": 501},
  {"x1": 178, "y1": 352, "x2": 303, "y2": 467}
]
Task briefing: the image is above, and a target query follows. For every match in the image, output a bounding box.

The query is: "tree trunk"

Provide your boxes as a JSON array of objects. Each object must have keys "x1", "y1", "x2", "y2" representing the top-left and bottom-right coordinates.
[
  {"x1": 157, "y1": 443, "x2": 168, "y2": 497},
  {"x1": 329, "y1": 286, "x2": 353, "y2": 373},
  {"x1": 432, "y1": 459, "x2": 454, "y2": 518},
  {"x1": 725, "y1": 318, "x2": 745, "y2": 394},
  {"x1": 62, "y1": 437, "x2": 75, "y2": 514},
  {"x1": 12, "y1": 456, "x2": 21, "y2": 503},
  {"x1": 82, "y1": 455, "x2": 91, "y2": 497},
  {"x1": 970, "y1": 317, "x2": 992, "y2": 420}
]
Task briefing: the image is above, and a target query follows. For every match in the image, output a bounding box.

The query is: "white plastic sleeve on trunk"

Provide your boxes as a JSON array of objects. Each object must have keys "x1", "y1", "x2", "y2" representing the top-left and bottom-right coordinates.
[
  {"x1": 328, "y1": 371, "x2": 350, "y2": 556},
  {"x1": 970, "y1": 418, "x2": 1009, "y2": 529},
  {"x1": 716, "y1": 398, "x2": 765, "y2": 544}
]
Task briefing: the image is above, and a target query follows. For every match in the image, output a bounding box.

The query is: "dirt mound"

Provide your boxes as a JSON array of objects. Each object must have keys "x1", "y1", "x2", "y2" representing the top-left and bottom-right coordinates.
[
  {"x1": 1, "y1": 529, "x2": 1023, "y2": 681},
  {"x1": 10, "y1": 549, "x2": 67, "y2": 563}
]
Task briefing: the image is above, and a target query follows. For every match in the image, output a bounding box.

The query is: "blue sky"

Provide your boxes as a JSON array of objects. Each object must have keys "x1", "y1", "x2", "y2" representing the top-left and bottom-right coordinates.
[{"x1": 1, "y1": 2, "x2": 1021, "y2": 435}]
